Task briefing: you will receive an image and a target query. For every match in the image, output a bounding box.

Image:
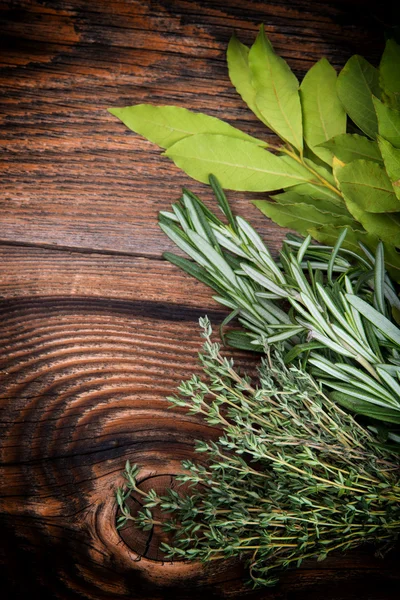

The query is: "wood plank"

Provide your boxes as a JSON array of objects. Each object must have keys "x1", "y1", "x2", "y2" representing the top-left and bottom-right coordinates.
[
  {"x1": 0, "y1": 0, "x2": 387, "y2": 257},
  {"x1": 1, "y1": 1, "x2": 399, "y2": 598},
  {"x1": 0, "y1": 244, "x2": 220, "y2": 309},
  {"x1": 1, "y1": 293, "x2": 398, "y2": 599}
]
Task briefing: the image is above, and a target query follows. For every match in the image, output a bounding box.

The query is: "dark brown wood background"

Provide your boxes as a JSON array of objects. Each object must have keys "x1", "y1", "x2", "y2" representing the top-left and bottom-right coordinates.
[{"x1": 1, "y1": 1, "x2": 399, "y2": 598}]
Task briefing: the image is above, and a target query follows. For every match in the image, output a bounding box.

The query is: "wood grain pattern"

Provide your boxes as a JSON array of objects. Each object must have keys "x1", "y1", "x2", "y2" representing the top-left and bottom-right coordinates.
[
  {"x1": 1, "y1": 1, "x2": 399, "y2": 598},
  {"x1": 0, "y1": 0, "x2": 388, "y2": 257}
]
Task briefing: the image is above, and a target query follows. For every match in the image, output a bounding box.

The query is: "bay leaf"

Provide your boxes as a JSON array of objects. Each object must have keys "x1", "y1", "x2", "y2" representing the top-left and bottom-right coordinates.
[
  {"x1": 227, "y1": 35, "x2": 266, "y2": 124},
  {"x1": 108, "y1": 104, "x2": 266, "y2": 149},
  {"x1": 287, "y1": 181, "x2": 343, "y2": 205},
  {"x1": 379, "y1": 38, "x2": 400, "y2": 110},
  {"x1": 279, "y1": 154, "x2": 325, "y2": 184},
  {"x1": 271, "y1": 191, "x2": 350, "y2": 215},
  {"x1": 303, "y1": 157, "x2": 336, "y2": 185},
  {"x1": 377, "y1": 136, "x2": 400, "y2": 199},
  {"x1": 308, "y1": 224, "x2": 375, "y2": 256},
  {"x1": 248, "y1": 25, "x2": 303, "y2": 151},
  {"x1": 164, "y1": 134, "x2": 312, "y2": 191},
  {"x1": 320, "y1": 133, "x2": 383, "y2": 164},
  {"x1": 373, "y1": 97, "x2": 400, "y2": 149},
  {"x1": 303, "y1": 146, "x2": 334, "y2": 169},
  {"x1": 337, "y1": 55, "x2": 381, "y2": 138},
  {"x1": 383, "y1": 244, "x2": 400, "y2": 283},
  {"x1": 332, "y1": 155, "x2": 345, "y2": 188},
  {"x1": 336, "y1": 159, "x2": 400, "y2": 213},
  {"x1": 340, "y1": 194, "x2": 400, "y2": 248},
  {"x1": 300, "y1": 58, "x2": 346, "y2": 165},
  {"x1": 352, "y1": 212, "x2": 400, "y2": 247},
  {"x1": 253, "y1": 200, "x2": 356, "y2": 237}
]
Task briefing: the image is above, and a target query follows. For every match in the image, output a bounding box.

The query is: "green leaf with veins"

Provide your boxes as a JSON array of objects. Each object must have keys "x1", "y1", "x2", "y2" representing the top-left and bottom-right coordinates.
[
  {"x1": 373, "y1": 98, "x2": 400, "y2": 148},
  {"x1": 379, "y1": 38, "x2": 400, "y2": 110},
  {"x1": 300, "y1": 58, "x2": 346, "y2": 165},
  {"x1": 253, "y1": 200, "x2": 356, "y2": 237},
  {"x1": 108, "y1": 104, "x2": 266, "y2": 149},
  {"x1": 383, "y1": 244, "x2": 400, "y2": 282},
  {"x1": 227, "y1": 35, "x2": 266, "y2": 124},
  {"x1": 337, "y1": 56, "x2": 381, "y2": 138},
  {"x1": 271, "y1": 191, "x2": 350, "y2": 216},
  {"x1": 303, "y1": 157, "x2": 337, "y2": 185},
  {"x1": 336, "y1": 159, "x2": 400, "y2": 213},
  {"x1": 378, "y1": 136, "x2": 400, "y2": 199},
  {"x1": 164, "y1": 134, "x2": 314, "y2": 191},
  {"x1": 287, "y1": 181, "x2": 343, "y2": 205},
  {"x1": 340, "y1": 194, "x2": 400, "y2": 248},
  {"x1": 355, "y1": 212, "x2": 400, "y2": 248},
  {"x1": 248, "y1": 25, "x2": 303, "y2": 151},
  {"x1": 320, "y1": 133, "x2": 383, "y2": 164}
]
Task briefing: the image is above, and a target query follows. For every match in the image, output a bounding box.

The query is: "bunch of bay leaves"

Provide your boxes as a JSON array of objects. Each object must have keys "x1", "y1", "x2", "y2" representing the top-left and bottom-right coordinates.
[{"x1": 109, "y1": 26, "x2": 400, "y2": 282}]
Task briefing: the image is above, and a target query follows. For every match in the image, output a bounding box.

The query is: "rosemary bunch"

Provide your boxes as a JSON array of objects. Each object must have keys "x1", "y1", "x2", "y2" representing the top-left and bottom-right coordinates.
[
  {"x1": 117, "y1": 318, "x2": 400, "y2": 586},
  {"x1": 158, "y1": 177, "x2": 400, "y2": 429}
]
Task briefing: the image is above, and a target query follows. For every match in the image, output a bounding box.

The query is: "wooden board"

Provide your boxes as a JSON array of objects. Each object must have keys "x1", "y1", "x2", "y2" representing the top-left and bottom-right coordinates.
[{"x1": 1, "y1": 1, "x2": 399, "y2": 598}]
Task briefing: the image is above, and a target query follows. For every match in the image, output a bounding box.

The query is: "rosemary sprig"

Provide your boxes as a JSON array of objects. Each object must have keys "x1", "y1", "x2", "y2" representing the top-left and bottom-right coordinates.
[
  {"x1": 117, "y1": 318, "x2": 400, "y2": 587},
  {"x1": 158, "y1": 177, "x2": 400, "y2": 428}
]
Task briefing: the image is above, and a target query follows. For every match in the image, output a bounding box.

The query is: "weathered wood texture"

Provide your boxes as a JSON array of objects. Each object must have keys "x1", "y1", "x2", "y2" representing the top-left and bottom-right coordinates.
[{"x1": 0, "y1": 1, "x2": 399, "y2": 598}]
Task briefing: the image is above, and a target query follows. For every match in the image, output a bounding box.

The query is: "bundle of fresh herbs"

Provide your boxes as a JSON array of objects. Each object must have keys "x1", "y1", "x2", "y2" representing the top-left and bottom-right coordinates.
[
  {"x1": 158, "y1": 177, "x2": 400, "y2": 429},
  {"x1": 109, "y1": 26, "x2": 400, "y2": 282},
  {"x1": 117, "y1": 319, "x2": 400, "y2": 586},
  {"x1": 116, "y1": 181, "x2": 400, "y2": 585},
  {"x1": 112, "y1": 24, "x2": 400, "y2": 586}
]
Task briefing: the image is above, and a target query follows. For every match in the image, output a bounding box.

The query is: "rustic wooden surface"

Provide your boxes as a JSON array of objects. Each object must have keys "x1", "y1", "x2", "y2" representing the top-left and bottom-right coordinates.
[{"x1": 1, "y1": 1, "x2": 399, "y2": 598}]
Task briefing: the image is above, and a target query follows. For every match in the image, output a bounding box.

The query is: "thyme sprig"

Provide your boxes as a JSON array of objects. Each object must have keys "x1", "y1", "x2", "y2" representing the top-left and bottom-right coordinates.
[
  {"x1": 117, "y1": 318, "x2": 400, "y2": 586},
  {"x1": 158, "y1": 177, "x2": 400, "y2": 427}
]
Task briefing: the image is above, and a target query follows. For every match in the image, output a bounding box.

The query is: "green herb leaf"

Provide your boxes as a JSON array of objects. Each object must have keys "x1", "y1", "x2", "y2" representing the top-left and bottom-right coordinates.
[
  {"x1": 373, "y1": 97, "x2": 400, "y2": 149},
  {"x1": 361, "y1": 213, "x2": 400, "y2": 248},
  {"x1": 186, "y1": 229, "x2": 238, "y2": 286},
  {"x1": 248, "y1": 25, "x2": 303, "y2": 151},
  {"x1": 337, "y1": 56, "x2": 381, "y2": 138},
  {"x1": 336, "y1": 159, "x2": 400, "y2": 213},
  {"x1": 330, "y1": 391, "x2": 400, "y2": 424},
  {"x1": 307, "y1": 224, "x2": 375, "y2": 257},
  {"x1": 108, "y1": 104, "x2": 266, "y2": 149},
  {"x1": 300, "y1": 58, "x2": 346, "y2": 165},
  {"x1": 163, "y1": 252, "x2": 225, "y2": 295},
  {"x1": 320, "y1": 133, "x2": 383, "y2": 164},
  {"x1": 338, "y1": 198, "x2": 400, "y2": 248},
  {"x1": 271, "y1": 191, "x2": 350, "y2": 215},
  {"x1": 346, "y1": 293, "x2": 400, "y2": 345},
  {"x1": 379, "y1": 38, "x2": 400, "y2": 110},
  {"x1": 182, "y1": 190, "x2": 219, "y2": 246},
  {"x1": 286, "y1": 181, "x2": 343, "y2": 205},
  {"x1": 254, "y1": 200, "x2": 356, "y2": 237},
  {"x1": 377, "y1": 136, "x2": 400, "y2": 199},
  {"x1": 374, "y1": 242, "x2": 386, "y2": 316},
  {"x1": 164, "y1": 134, "x2": 312, "y2": 191},
  {"x1": 225, "y1": 330, "x2": 262, "y2": 351},
  {"x1": 159, "y1": 221, "x2": 209, "y2": 267},
  {"x1": 227, "y1": 35, "x2": 265, "y2": 124},
  {"x1": 303, "y1": 157, "x2": 336, "y2": 185},
  {"x1": 383, "y1": 243, "x2": 400, "y2": 283},
  {"x1": 209, "y1": 174, "x2": 237, "y2": 231}
]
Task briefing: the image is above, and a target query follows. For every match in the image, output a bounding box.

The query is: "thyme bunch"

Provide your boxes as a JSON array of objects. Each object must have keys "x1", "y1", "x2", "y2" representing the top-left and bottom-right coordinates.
[{"x1": 118, "y1": 318, "x2": 400, "y2": 586}]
